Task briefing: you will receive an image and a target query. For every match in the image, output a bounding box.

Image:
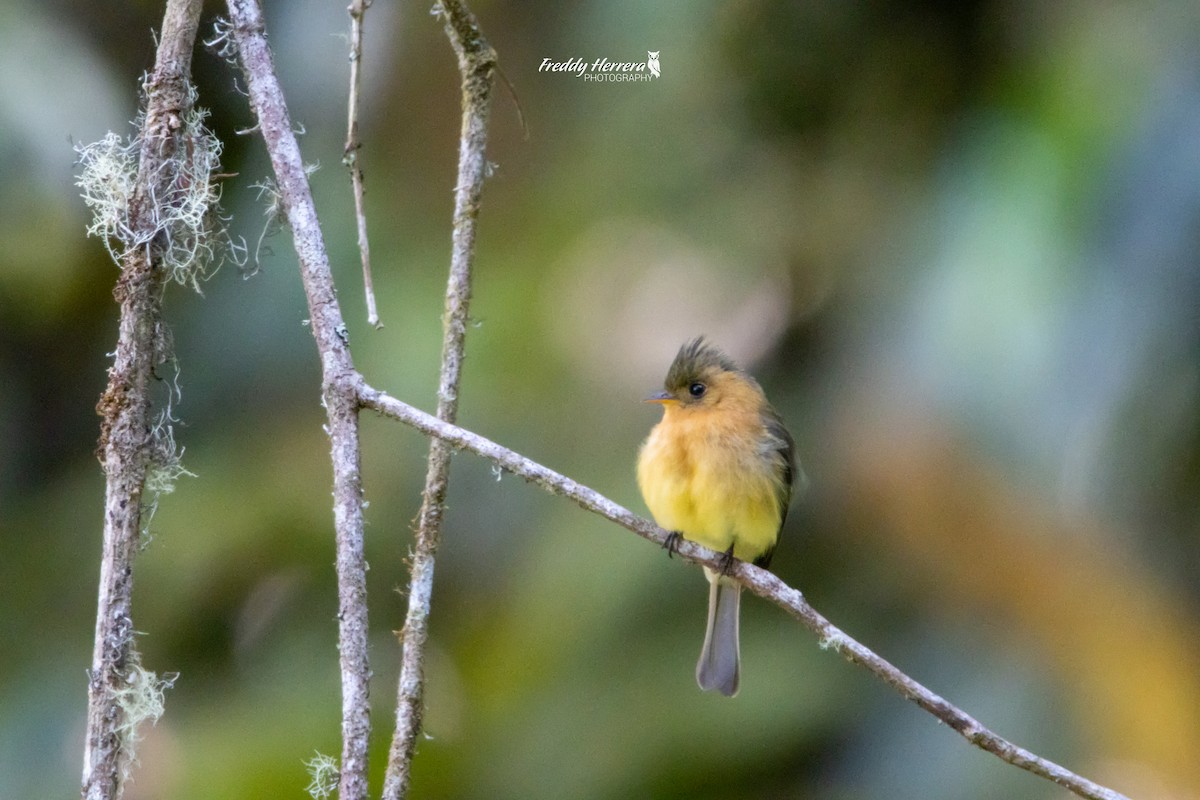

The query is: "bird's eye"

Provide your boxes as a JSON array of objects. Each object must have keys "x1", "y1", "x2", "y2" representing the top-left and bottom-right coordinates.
[{"x1": 688, "y1": 382, "x2": 707, "y2": 398}]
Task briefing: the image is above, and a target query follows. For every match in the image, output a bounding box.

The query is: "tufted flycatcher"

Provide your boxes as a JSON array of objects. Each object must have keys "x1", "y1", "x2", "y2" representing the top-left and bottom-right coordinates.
[{"x1": 638, "y1": 337, "x2": 796, "y2": 696}]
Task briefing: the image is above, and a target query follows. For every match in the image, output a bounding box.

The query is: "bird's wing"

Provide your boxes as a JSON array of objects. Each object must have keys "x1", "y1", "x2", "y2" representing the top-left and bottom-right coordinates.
[{"x1": 754, "y1": 406, "x2": 796, "y2": 569}]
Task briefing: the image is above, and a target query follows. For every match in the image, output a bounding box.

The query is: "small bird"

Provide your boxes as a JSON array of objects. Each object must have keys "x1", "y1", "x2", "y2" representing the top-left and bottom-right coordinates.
[{"x1": 638, "y1": 337, "x2": 795, "y2": 696}]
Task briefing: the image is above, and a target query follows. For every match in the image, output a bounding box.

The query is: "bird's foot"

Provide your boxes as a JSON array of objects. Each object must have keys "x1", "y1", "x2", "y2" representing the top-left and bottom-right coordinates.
[
  {"x1": 663, "y1": 531, "x2": 683, "y2": 559},
  {"x1": 717, "y1": 543, "x2": 737, "y2": 576}
]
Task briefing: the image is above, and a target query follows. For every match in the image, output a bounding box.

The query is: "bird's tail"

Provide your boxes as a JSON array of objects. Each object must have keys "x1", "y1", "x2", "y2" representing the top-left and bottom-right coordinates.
[{"x1": 696, "y1": 573, "x2": 741, "y2": 696}]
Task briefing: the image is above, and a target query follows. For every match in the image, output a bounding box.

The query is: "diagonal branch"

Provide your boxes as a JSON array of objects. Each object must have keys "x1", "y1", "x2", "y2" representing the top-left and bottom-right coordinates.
[
  {"x1": 84, "y1": 1, "x2": 203, "y2": 797},
  {"x1": 382, "y1": 2, "x2": 496, "y2": 798},
  {"x1": 356, "y1": 382, "x2": 1133, "y2": 800},
  {"x1": 225, "y1": 2, "x2": 371, "y2": 798}
]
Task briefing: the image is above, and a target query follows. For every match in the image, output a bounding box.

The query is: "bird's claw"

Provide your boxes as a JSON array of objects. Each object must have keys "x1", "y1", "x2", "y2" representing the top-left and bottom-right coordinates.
[
  {"x1": 663, "y1": 531, "x2": 683, "y2": 559},
  {"x1": 717, "y1": 543, "x2": 737, "y2": 576}
]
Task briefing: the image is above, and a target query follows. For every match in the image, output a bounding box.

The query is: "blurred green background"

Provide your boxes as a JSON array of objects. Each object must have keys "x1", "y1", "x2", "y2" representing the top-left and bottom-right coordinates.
[{"x1": 4, "y1": 0, "x2": 1200, "y2": 798}]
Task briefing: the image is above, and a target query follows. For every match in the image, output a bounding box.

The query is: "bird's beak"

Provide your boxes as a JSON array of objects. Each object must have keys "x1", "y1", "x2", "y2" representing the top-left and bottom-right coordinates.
[{"x1": 644, "y1": 391, "x2": 674, "y2": 404}]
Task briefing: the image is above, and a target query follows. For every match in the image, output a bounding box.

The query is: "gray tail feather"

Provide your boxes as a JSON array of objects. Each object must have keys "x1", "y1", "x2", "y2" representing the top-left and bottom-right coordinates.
[{"x1": 696, "y1": 578, "x2": 741, "y2": 696}]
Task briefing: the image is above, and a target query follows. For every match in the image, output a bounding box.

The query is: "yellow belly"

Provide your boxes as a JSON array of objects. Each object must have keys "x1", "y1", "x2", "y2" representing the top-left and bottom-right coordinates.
[{"x1": 637, "y1": 421, "x2": 782, "y2": 563}]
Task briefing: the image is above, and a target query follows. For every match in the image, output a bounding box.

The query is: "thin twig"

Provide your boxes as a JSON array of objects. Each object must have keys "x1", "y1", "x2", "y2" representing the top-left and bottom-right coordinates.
[
  {"x1": 381, "y1": 3, "x2": 496, "y2": 798},
  {"x1": 83, "y1": 1, "x2": 203, "y2": 798},
  {"x1": 225, "y1": 3, "x2": 372, "y2": 798},
  {"x1": 343, "y1": 0, "x2": 380, "y2": 328},
  {"x1": 356, "y1": 383, "x2": 1133, "y2": 800}
]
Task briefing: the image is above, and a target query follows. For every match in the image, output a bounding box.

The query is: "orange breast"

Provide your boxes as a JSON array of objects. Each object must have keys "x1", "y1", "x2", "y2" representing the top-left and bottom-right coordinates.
[{"x1": 637, "y1": 402, "x2": 783, "y2": 563}]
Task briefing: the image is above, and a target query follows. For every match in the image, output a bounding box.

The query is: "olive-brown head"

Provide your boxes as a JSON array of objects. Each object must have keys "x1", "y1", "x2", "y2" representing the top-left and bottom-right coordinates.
[{"x1": 645, "y1": 336, "x2": 755, "y2": 410}]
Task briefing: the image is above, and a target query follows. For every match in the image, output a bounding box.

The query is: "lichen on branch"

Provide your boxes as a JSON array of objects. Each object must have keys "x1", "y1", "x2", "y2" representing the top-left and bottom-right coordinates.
[{"x1": 75, "y1": 88, "x2": 241, "y2": 291}]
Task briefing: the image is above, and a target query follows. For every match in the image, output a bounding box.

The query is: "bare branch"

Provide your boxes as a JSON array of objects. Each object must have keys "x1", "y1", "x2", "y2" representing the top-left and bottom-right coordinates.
[
  {"x1": 343, "y1": 0, "x2": 380, "y2": 328},
  {"x1": 382, "y1": 2, "x2": 496, "y2": 797},
  {"x1": 83, "y1": 1, "x2": 203, "y2": 798},
  {"x1": 225, "y1": 2, "x2": 371, "y2": 798},
  {"x1": 356, "y1": 383, "x2": 1132, "y2": 800}
]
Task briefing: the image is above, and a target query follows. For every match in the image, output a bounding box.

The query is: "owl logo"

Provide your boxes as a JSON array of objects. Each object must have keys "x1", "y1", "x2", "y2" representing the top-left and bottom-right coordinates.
[{"x1": 647, "y1": 51, "x2": 661, "y2": 78}]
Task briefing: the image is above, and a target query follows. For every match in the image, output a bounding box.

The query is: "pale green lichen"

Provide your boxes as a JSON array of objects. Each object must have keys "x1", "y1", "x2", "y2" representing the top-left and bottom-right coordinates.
[
  {"x1": 203, "y1": 17, "x2": 240, "y2": 66},
  {"x1": 75, "y1": 83, "x2": 243, "y2": 291},
  {"x1": 111, "y1": 652, "x2": 178, "y2": 780},
  {"x1": 247, "y1": 176, "x2": 284, "y2": 275},
  {"x1": 138, "y1": 356, "x2": 196, "y2": 547},
  {"x1": 304, "y1": 752, "x2": 340, "y2": 799},
  {"x1": 145, "y1": 407, "x2": 195, "y2": 497},
  {"x1": 76, "y1": 131, "x2": 140, "y2": 258}
]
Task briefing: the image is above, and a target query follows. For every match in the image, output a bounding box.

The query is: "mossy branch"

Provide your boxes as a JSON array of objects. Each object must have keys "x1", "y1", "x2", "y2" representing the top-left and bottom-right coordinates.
[{"x1": 82, "y1": 1, "x2": 204, "y2": 798}]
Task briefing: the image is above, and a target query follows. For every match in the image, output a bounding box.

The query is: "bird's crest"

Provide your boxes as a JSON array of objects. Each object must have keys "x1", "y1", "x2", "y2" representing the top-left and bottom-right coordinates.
[{"x1": 665, "y1": 337, "x2": 739, "y2": 391}]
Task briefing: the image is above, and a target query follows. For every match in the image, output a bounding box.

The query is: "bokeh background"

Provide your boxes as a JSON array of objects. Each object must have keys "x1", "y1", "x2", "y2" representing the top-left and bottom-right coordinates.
[{"x1": 4, "y1": 0, "x2": 1200, "y2": 797}]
